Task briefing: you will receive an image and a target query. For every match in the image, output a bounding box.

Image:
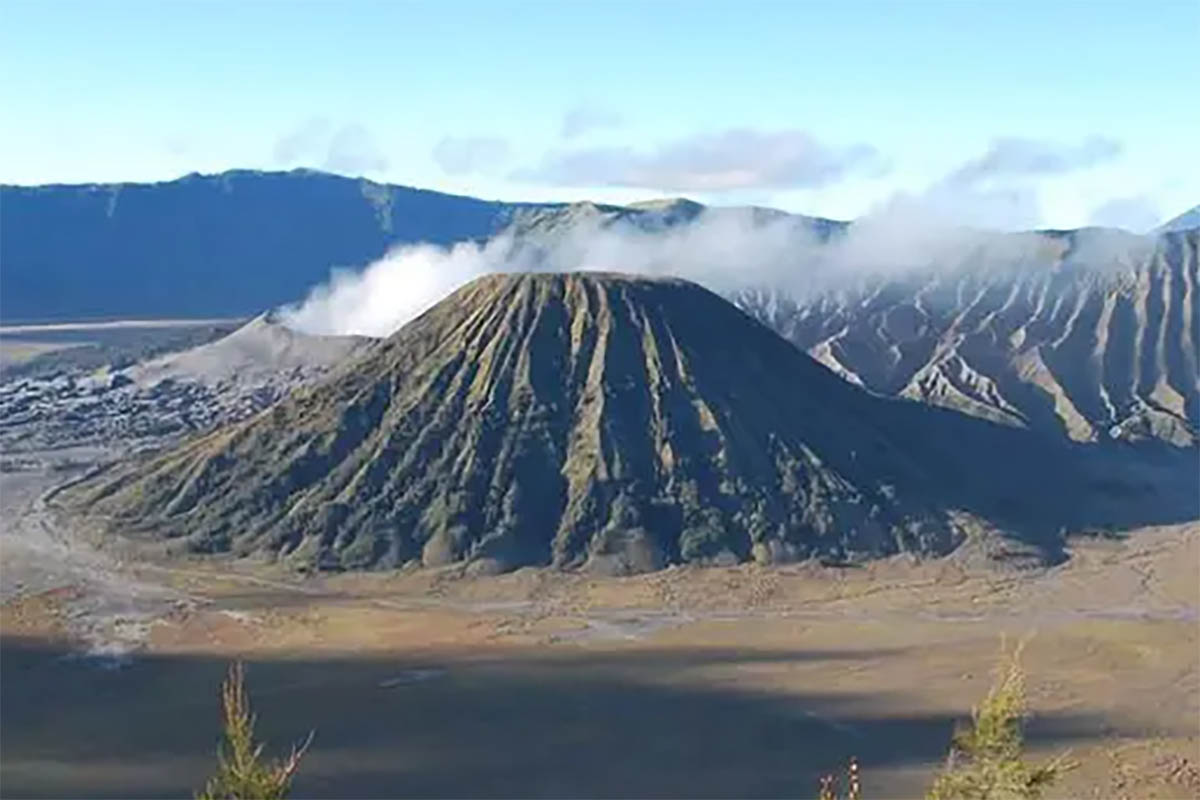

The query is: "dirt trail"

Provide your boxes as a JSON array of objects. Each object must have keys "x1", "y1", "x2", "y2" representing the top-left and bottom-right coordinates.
[{"x1": 1, "y1": 453, "x2": 193, "y2": 664}]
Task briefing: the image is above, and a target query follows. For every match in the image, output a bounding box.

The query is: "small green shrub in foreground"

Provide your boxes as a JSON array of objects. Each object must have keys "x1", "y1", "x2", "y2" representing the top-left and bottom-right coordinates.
[
  {"x1": 196, "y1": 640, "x2": 1070, "y2": 799},
  {"x1": 817, "y1": 639, "x2": 1074, "y2": 800},
  {"x1": 927, "y1": 640, "x2": 1074, "y2": 800},
  {"x1": 196, "y1": 661, "x2": 313, "y2": 800}
]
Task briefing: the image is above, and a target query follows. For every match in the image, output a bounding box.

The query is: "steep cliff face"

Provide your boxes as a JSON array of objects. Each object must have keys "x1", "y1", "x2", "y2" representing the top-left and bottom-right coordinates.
[
  {"x1": 738, "y1": 229, "x2": 1199, "y2": 447},
  {"x1": 0, "y1": 170, "x2": 532, "y2": 321}
]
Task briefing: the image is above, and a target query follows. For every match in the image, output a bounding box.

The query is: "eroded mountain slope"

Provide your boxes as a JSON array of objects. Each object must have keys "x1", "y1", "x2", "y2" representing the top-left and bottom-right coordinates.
[{"x1": 739, "y1": 229, "x2": 1199, "y2": 446}]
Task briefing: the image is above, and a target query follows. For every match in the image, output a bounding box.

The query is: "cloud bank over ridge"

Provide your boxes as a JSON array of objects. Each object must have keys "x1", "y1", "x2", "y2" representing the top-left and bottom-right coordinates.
[{"x1": 280, "y1": 198, "x2": 1150, "y2": 339}]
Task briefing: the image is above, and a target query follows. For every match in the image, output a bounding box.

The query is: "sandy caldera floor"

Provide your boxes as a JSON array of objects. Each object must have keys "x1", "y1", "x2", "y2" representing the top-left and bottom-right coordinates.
[{"x1": 1, "y1": 464, "x2": 1197, "y2": 798}]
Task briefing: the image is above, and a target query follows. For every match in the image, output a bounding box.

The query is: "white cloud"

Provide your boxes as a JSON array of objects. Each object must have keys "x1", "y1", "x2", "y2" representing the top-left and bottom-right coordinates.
[
  {"x1": 324, "y1": 124, "x2": 388, "y2": 175},
  {"x1": 281, "y1": 202, "x2": 1094, "y2": 338},
  {"x1": 277, "y1": 134, "x2": 1156, "y2": 338},
  {"x1": 274, "y1": 117, "x2": 332, "y2": 164},
  {"x1": 274, "y1": 118, "x2": 388, "y2": 175},
  {"x1": 860, "y1": 136, "x2": 1130, "y2": 232},
  {"x1": 560, "y1": 107, "x2": 623, "y2": 139},
  {"x1": 1088, "y1": 195, "x2": 1161, "y2": 233},
  {"x1": 516, "y1": 128, "x2": 884, "y2": 192},
  {"x1": 432, "y1": 136, "x2": 511, "y2": 176},
  {"x1": 947, "y1": 136, "x2": 1122, "y2": 186}
]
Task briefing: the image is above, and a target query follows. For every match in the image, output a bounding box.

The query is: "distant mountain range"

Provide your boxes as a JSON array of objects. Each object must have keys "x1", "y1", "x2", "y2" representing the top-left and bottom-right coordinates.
[
  {"x1": 0, "y1": 170, "x2": 847, "y2": 322},
  {"x1": 4, "y1": 170, "x2": 1197, "y2": 448},
  {"x1": 1, "y1": 170, "x2": 527, "y2": 321},
  {"x1": 3, "y1": 169, "x2": 1194, "y2": 324},
  {"x1": 0, "y1": 169, "x2": 825, "y2": 321},
  {"x1": 739, "y1": 228, "x2": 1199, "y2": 447}
]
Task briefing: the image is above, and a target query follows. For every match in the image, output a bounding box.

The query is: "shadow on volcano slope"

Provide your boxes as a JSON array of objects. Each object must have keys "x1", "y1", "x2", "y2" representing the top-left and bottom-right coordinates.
[
  {"x1": 0, "y1": 635, "x2": 1135, "y2": 800},
  {"x1": 857, "y1": 396, "x2": 1200, "y2": 561}
]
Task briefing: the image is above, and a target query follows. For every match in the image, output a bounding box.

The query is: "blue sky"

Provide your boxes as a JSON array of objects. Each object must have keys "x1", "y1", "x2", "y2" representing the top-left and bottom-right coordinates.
[{"x1": 2, "y1": 0, "x2": 1196, "y2": 229}]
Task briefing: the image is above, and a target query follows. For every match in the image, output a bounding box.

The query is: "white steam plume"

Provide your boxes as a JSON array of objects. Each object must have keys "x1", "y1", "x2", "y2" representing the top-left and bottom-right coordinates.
[
  {"x1": 279, "y1": 202, "x2": 1155, "y2": 338},
  {"x1": 281, "y1": 238, "x2": 514, "y2": 337}
]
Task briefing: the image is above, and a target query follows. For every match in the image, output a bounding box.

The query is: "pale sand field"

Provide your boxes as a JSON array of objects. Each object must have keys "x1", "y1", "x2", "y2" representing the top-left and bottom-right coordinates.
[{"x1": 1, "y1": 460, "x2": 1197, "y2": 798}]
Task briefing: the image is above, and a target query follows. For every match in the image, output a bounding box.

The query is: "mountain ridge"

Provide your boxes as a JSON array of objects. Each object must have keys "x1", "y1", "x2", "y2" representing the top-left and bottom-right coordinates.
[
  {"x1": 1158, "y1": 205, "x2": 1200, "y2": 234},
  {"x1": 7, "y1": 169, "x2": 1195, "y2": 448},
  {"x1": 1, "y1": 168, "x2": 845, "y2": 322},
  {"x1": 737, "y1": 227, "x2": 1199, "y2": 447},
  {"x1": 1, "y1": 169, "x2": 528, "y2": 321},
  {"x1": 0, "y1": 168, "x2": 896, "y2": 321}
]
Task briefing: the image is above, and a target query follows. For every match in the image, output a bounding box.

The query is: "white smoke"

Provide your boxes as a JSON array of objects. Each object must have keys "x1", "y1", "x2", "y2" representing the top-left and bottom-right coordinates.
[
  {"x1": 280, "y1": 200, "x2": 1154, "y2": 338},
  {"x1": 281, "y1": 238, "x2": 515, "y2": 337},
  {"x1": 278, "y1": 211, "x2": 831, "y2": 337}
]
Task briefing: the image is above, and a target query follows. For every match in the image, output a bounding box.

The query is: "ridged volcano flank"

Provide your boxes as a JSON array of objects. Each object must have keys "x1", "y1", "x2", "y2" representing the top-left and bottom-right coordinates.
[{"x1": 70, "y1": 272, "x2": 980, "y2": 572}]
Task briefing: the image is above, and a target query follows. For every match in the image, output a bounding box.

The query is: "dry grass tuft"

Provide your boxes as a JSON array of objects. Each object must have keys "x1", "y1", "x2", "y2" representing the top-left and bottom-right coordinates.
[{"x1": 817, "y1": 756, "x2": 861, "y2": 800}]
